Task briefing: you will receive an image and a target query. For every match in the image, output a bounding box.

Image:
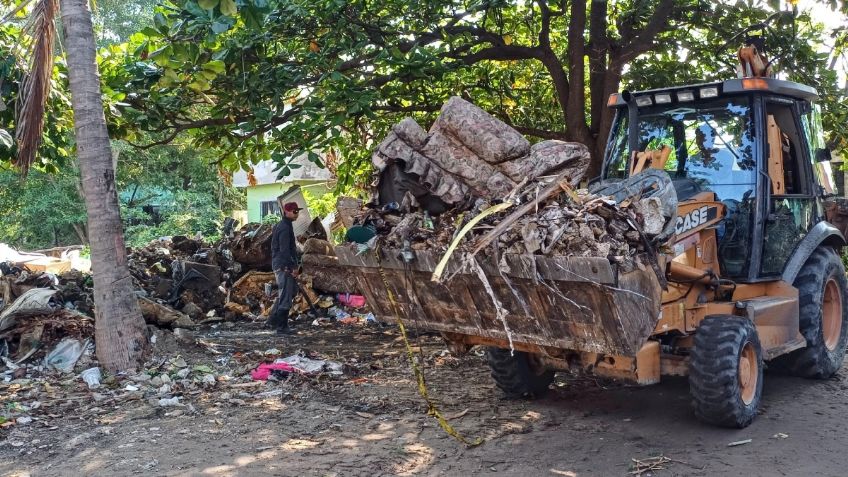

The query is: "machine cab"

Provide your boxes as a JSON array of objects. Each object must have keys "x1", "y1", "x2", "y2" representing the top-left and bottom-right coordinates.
[{"x1": 601, "y1": 78, "x2": 839, "y2": 282}]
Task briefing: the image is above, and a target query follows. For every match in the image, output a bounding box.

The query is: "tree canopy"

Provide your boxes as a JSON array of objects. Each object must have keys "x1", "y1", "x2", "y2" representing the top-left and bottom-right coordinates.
[
  {"x1": 97, "y1": 0, "x2": 848, "y2": 184},
  {"x1": 3, "y1": 0, "x2": 848, "y2": 187}
]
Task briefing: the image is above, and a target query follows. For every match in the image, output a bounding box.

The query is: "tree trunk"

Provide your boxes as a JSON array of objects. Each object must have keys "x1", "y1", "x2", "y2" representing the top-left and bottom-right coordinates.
[
  {"x1": 588, "y1": 63, "x2": 624, "y2": 179},
  {"x1": 60, "y1": 0, "x2": 147, "y2": 372},
  {"x1": 71, "y1": 222, "x2": 89, "y2": 244}
]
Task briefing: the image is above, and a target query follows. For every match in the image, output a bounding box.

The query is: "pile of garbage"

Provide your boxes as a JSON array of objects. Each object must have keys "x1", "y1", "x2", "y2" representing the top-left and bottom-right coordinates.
[
  {"x1": 344, "y1": 97, "x2": 672, "y2": 269},
  {"x1": 0, "y1": 327, "x2": 352, "y2": 430},
  {"x1": 0, "y1": 227, "x2": 375, "y2": 375}
]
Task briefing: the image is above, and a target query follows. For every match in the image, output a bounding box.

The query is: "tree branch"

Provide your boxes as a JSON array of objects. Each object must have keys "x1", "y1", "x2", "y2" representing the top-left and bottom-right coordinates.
[
  {"x1": 537, "y1": 0, "x2": 552, "y2": 48},
  {"x1": 511, "y1": 125, "x2": 567, "y2": 140},
  {"x1": 588, "y1": 0, "x2": 609, "y2": 134},
  {"x1": 124, "y1": 129, "x2": 180, "y2": 150},
  {"x1": 565, "y1": 0, "x2": 590, "y2": 143},
  {"x1": 452, "y1": 44, "x2": 545, "y2": 64},
  {"x1": 615, "y1": 0, "x2": 676, "y2": 64}
]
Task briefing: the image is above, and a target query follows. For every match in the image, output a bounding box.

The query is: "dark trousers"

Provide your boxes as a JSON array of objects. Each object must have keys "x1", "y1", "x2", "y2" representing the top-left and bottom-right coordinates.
[{"x1": 270, "y1": 269, "x2": 297, "y2": 328}]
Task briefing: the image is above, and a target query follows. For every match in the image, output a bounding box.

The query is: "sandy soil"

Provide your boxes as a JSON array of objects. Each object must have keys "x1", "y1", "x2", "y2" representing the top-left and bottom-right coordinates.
[{"x1": 3, "y1": 320, "x2": 848, "y2": 477}]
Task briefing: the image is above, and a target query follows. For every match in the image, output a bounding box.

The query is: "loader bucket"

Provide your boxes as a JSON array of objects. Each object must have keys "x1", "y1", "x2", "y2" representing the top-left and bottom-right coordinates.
[{"x1": 332, "y1": 247, "x2": 663, "y2": 357}]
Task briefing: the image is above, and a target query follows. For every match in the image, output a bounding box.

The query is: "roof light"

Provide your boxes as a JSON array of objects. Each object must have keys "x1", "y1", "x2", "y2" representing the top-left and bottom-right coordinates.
[
  {"x1": 741, "y1": 78, "x2": 769, "y2": 90},
  {"x1": 635, "y1": 96, "x2": 653, "y2": 107},
  {"x1": 699, "y1": 86, "x2": 719, "y2": 98},
  {"x1": 607, "y1": 94, "x2": 619, "y2": 106},
  {"x1": 654, "y1": 93, "x2": 672, "y2": 104},
  {"x1": 676, "y1": 91, "x2": 695, "y2": 102}
]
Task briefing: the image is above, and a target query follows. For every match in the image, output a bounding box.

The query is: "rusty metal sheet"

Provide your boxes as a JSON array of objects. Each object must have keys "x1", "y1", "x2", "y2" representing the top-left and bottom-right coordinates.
[{"x1": 326, "y1": 245, "x2": 662, "y2": 357}]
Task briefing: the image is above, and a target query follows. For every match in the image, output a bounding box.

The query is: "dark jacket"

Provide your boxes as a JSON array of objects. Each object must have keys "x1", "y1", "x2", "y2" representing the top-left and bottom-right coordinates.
[{"x1": 271, "y1": 217, "x2": 297, "y2": 271}]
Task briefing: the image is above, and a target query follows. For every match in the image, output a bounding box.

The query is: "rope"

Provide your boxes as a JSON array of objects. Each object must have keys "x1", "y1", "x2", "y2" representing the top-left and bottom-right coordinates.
[{"x1": 373, "y1": 247, "x2": 482, "y2": 447}]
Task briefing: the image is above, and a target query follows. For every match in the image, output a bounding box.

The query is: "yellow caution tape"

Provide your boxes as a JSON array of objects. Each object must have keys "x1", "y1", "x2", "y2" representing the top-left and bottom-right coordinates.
[
  {"x1": 431, "y1": 202, "x2": 513, "y2": 282},
  {"x1": 374, "y1": 248, "x2": 482, "y2": 447}
]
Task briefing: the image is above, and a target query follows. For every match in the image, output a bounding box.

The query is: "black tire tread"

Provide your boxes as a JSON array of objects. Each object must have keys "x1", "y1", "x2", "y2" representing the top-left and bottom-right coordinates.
[
  {"x1": 690, "y1": 315, "x2": 763, "y2": 428},
  {"x1": 777, "y1": 246, "x2": 848, "y2": 378},
  {"x1": 485, "y1": 347, "x2": 554, "y2": 398}
]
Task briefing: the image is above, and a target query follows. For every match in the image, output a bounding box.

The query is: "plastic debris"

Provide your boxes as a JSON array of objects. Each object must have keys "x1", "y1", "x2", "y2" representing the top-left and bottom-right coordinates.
[
  {"x1": 277, "y1": 355, "x2": 343, "y2": 376},
  {"x1": 80, "y1": 367, "x2": 102, "y2": 389},
  {"x1": 157, "y1": 397, "x2": 181, "y2": 407},
  {"x1": 336, "y1": 293, "x2": 366, "y2": 308},
  {"x1": 44, "y1": 338, "x2": 86, "y2": 373},
  {"x1": 250, "y1": 362, "x2": 296, "y2": 381}
]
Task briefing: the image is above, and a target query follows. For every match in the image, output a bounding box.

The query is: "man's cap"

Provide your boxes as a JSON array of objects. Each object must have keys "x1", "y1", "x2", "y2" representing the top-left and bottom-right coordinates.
[{"x1": 283, "y1": 202, "x2": 303, "y2": 212}]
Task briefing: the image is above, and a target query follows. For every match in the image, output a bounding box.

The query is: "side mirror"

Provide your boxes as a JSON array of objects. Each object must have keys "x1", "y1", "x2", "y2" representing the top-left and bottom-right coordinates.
[{"x1": 815, "y1": 147, "x2": 833, "y2": 163}]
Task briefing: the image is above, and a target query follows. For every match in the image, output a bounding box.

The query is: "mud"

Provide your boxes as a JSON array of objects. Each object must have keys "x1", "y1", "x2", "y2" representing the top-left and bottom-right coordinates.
[{"x1": 2, "y1": 321, "x2": 848, "y2": 476}]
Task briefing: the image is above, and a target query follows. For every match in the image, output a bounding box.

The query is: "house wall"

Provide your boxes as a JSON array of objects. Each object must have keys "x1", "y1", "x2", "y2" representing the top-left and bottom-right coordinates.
[{"x1": 245, "y1": 181, "x2": 332, "y2": 223}]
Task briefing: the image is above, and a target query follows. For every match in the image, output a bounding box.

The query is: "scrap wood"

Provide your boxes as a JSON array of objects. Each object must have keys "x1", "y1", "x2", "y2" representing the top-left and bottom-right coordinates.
[
  {"x1": 470, "y1": 169, "x2": 582, "y2": 256},
  {"x1": 431, "y1": 202, "x2": 513, "y2": 282},
  {"x1": 0, "y1": 278, "x2": 11, "y2": 311},
  {"x1": 629, "y1": 456, "x2": 671, "y2": 475},
  {"x1": 137, "y1": 297, "x2": 195, "y2": 328}
]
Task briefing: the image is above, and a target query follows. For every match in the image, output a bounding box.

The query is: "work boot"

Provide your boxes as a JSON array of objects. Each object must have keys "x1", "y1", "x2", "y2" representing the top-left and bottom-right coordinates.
[
  {"x1": 265, "y1": 307, "x2": 284, "y2": 329},
  {"x1": 273, "y1": 309, "x2": 291, "y2": 335}
]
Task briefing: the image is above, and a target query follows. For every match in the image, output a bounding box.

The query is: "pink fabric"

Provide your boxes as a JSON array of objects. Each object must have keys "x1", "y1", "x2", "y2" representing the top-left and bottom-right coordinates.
[
  {"x1": 337, "y1": 294, "x2": 366, "y2": 308},
  {"x1": 250, "y1": 362, "x2": 296, "y2": 381}
]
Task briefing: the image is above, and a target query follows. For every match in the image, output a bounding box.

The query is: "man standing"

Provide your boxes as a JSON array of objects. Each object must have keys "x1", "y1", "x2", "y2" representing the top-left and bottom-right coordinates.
[{"x1": 268, "y1": 202, "x2": 302, "y2": 334}]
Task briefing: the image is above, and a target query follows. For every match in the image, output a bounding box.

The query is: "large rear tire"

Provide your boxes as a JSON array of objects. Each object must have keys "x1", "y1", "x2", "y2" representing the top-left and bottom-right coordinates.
[
  {"x1": 778, "y1": 246, "x2": 848, "y2": 378},
  {"x1": 485, "y1": 347, "x2": 554, "y2": 398},
  {"x1": 690, "y1": 315, "x2": 763, "y2": 428}
]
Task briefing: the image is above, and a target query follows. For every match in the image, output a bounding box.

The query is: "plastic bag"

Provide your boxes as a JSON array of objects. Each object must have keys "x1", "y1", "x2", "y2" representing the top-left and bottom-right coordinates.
[{"x1": 44, "y1": 338, "x2": 86, "y2": 373}]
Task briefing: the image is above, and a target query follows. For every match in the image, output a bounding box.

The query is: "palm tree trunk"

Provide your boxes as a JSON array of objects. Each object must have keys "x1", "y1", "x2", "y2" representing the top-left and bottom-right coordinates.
[{"x1": 60, "y1": 0, "x2": 147, "y2": 371}]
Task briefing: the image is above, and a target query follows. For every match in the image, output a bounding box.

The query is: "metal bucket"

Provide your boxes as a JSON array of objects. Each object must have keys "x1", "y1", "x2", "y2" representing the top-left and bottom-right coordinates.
[{"x1": 332, "y1": 246, "x2": 663, "y2": 357}]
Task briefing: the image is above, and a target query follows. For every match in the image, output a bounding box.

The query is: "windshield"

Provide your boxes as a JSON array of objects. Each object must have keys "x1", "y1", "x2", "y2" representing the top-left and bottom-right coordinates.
[{"x1": 604, "y1": 97, "x2": 756, "y2": 202}]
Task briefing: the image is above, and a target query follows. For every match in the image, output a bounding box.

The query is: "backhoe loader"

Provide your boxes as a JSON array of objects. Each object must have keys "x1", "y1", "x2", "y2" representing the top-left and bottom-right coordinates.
[{"x1": 308, "y1": 35, "x2": 848, "y2": 428}]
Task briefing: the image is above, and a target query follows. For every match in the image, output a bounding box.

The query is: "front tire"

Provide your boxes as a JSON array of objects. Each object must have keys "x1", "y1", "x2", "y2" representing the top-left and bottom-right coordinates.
[
  {"x1": 779, "y1": 246, "x2": 848, "y2": 378},
  {"x1": 485, "y1": 347, "x2": 554, "y2": 398},
  {"x1": 690, "y1": 316, "x2": 763, "y2": 428}
]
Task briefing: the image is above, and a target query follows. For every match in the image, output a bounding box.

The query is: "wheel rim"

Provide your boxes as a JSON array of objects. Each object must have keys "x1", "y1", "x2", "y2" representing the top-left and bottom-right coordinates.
[
  {"x1": 738, "y1": 341, "x2": 758, "y2": 405},
  {"x1": 823, "y1": 278, "x2": 843, "y2": 352}
]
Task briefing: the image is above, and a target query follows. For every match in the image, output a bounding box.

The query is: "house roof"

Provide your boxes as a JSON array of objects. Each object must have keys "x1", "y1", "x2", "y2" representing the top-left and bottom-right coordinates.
[{"x1": 233, "y1": 154, "x2": 333, "y2": 187}]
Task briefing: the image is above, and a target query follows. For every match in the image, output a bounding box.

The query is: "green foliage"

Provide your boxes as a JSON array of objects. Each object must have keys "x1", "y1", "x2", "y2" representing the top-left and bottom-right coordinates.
[
  {"x1": 302, "y1": 188, "x2": 337, "y2": 219},
  {"x1": 123, "y1": 188, "x2": 225, "y2": 247},
  {"x1": 0, "y1": 167, "x2": 87, "y2": 248},
  {"x1": 625, "y1": 5, "x2": 848, "y2": 158},
  {"x1": 102, "y1": 0, "x2": 710, "y2": 182},
  {"x1": 261, "y1": 213, "x2": 280, "y2": 225},
  {"x1": 116, "y1": 137, "x2": 242, "y2": 247},
  {"x1": 0, "y1": 23, "x2": 75, "y2": 173},
  {"x1": 100, "y1": 0, "x2": 848, "y2": 187},
  {"x1": 93, "y1": 0, "x2": 159, "y2": 45}
]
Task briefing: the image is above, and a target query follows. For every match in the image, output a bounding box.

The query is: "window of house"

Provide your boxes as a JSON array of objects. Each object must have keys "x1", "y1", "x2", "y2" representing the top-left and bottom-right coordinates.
[{"x1": 260, "y1": 200, "x2": 280, "y2": 218}]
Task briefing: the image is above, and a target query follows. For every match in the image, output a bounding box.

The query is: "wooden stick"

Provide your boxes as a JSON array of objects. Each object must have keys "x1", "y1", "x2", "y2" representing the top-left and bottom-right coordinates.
[{"x1": 470, "y1": 170, "x2": 579, "y2": 255}]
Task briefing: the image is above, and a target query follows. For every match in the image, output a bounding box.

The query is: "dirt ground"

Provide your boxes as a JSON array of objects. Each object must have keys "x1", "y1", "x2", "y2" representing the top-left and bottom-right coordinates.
[{"x1": 3, "y1": 319, "x2": 848, "y2": 477}]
